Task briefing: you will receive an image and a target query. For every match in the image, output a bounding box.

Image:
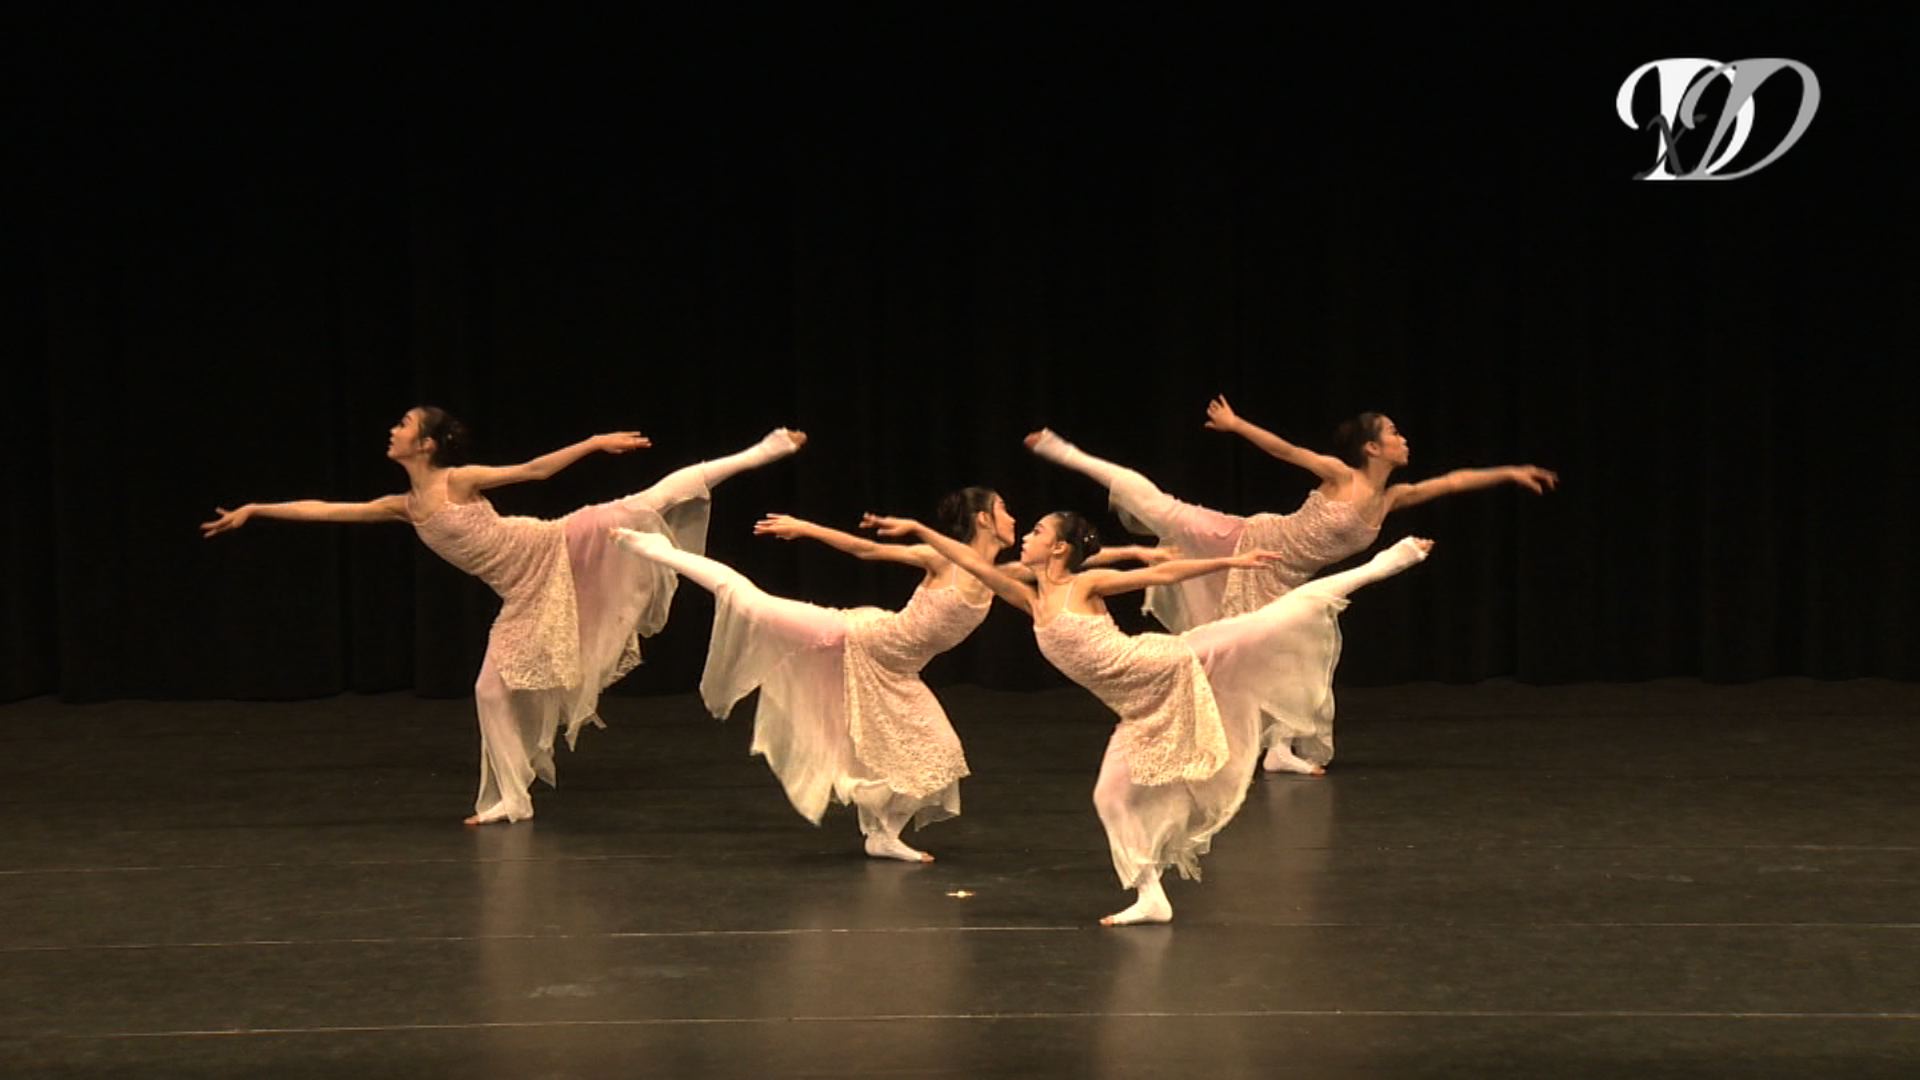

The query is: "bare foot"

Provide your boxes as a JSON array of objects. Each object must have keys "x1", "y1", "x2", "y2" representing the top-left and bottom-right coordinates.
[
  {"x1": 1025, "y1": 428, "x2": 1069, "y2": 453},
  {"x1": 1101, "y1": 881, "x2": 1172, "y2": 926},
  {"x1": 613, "y1": 528, "x2": 674, "y2": 560},
  {"x1": 463, "y1": 803, "x2": 523, "y2": 826},
  {"x1": 784, "y1": 429, "x2": 808, "y2": 449},
  {"x1": 1379, "y1": 535, "x2": 1434, "y2": 569},
  {"x1": 865, "y1": 833, "x2": 934, "y2": 863},
  {"x1": 1262, "y1": 744, "x2": 1326, "y2": 776}
]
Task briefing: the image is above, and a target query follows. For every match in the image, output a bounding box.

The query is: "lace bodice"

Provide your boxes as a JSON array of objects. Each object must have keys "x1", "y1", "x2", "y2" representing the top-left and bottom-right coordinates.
[
  {"x1": 1032, "y1": 609, "x2": 1228, "y2": 786},
  {"x1": 1220, "y1": 489, "x2": 1381, "y2": 616}
]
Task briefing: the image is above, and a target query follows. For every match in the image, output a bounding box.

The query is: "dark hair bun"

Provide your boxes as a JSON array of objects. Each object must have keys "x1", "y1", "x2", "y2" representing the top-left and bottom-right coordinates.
[
  {"x1": 415, "y1": 405, "x2": 473, "y2": 468},
  {"x1": 934, "y1": 487, "x2": 997, "y2": 541}
]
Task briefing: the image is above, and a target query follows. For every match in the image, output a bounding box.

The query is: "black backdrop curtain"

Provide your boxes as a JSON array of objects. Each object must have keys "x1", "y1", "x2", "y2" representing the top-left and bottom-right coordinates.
[{"x1": 8, "y1": 6, "x2": 1916, "y2": 703}]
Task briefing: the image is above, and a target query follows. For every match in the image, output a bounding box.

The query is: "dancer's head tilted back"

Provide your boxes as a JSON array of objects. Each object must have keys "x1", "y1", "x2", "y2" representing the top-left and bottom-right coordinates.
[
  {"x1": 1022, "y1": 511, "x2": 1102, "y2": 573},
  {"x1": 1331, "y1": 412, "x2": 1409, "y2": 470},
  {"x1": 936, "y1": 486, "x2": 1017, "y2": 551},
  {"x1": 388, "y1": 406, "x2": 471, "y2": 468}
]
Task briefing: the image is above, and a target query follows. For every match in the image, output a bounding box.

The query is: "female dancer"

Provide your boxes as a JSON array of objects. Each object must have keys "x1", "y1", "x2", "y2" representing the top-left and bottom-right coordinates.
[
  {"x1": 201, "y1": 406, "x2": 806, "y2": 824},
  {"x1": 1029, "y1": 398, "x2": 1553, "y2": 773},
  {"x1": 862, "y1": 504, "x2": 1433, "y2": 925},
  {"x1": 609, "y1": 487, "x2": 1016, "y2": 862}
]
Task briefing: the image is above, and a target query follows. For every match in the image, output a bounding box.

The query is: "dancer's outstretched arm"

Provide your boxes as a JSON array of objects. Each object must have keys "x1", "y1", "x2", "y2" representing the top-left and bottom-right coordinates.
[
  {"x1": 1081, "y1": 550, "x2": 1284, "y2": 599},
  {"x1": 1387, "y1": 465, "x2": 1558, "y2": 510},
  {"x1": 1204, "y1": 395, "x2": 1349, "y2": 484},
  {"x1": 863, "y1": 514, "x2": 1038, "y2": 615},
  {"x1": 201, "y1": 495, "x2": 410, "y2": 536},
  {"x1": 755, "y1": 513, "x2": 941, "y2": 572},
  {"x1": 453, "y1": 432, "x2": 651, "y2": 496},
  {"x1": 1082, "y1": 544, "x2": 1177, "y2": 568}
]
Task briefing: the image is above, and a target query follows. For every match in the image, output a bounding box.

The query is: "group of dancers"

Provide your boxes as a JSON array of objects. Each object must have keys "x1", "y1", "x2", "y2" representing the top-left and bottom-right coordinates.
[{"x1": 202, "y1": 397, "x2": 1555, "y2": 925}]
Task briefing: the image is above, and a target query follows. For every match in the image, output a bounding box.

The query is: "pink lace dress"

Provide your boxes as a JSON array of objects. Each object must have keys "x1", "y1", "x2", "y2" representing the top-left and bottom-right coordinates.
[
  {"x1": 1126, "y1": 488, "x2": 1381, "y2": 632},
  {"x1": 412, "y1": 482, "x2": 707, "y2": 821},
  {"x1": 1121, "y1": 489, "x2": 1379, "y2": 767},
  {"x1": 1034, "y1": 584, "x2": 1350, "y2": 887},
  {"x1": 697, "y1": 579, "x2": 992, "y2": 831}
]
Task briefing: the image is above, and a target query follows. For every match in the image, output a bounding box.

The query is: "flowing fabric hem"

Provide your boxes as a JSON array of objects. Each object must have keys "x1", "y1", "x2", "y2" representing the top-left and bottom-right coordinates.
[
  {"x1": 1248, "y1": 600, "x2": 1345, "y2": 765},
  {"x1": 697, "y1": 584, "x2": 850, "y2": 823},
  {"x1": 1187, "y1": 590, "x2": 1348, "y2": 753},
  {"x1": 1098, "y1": 710, "x2": 1255, "y2": 889},
  {"x1": 750, "y1": 666, "x2": 972, "y2": 829},
  {"x1": 842, "y1": 777, "x2": 965, "y2": 836},
  {"x1": 1098, "y1": 589, "x2": 1351, "y2": 886},
  {"x1": 555, "y1": 485, "x2": 714, "y2": 747}
]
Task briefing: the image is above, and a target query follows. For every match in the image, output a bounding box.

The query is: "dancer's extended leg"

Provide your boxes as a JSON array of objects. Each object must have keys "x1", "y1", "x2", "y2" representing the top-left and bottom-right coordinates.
[
  {"x1": 1029, "y1": 429, "x2": 1245, "y2": 631},
  {"x1": 635, "y1": 428, "x2": 806, "y2": 512},
  {"x1": 1028, "y1": 430, "x2": 1238, "y2": 543},
  {"x1": 612, "y1": 530, "x2": 840, "y2": 642},
  {"x1": 1291, "y1": 536, "x2": 1432, "y2": 602}
]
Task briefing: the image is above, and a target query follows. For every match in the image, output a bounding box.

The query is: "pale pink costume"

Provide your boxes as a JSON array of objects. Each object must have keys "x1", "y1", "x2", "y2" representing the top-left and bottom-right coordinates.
[
  {"x1": 1033, "y1": 431, "x2": 1383, "y2": 766},
  {"x1": 410, "y1": 432, "x2": 796, "y2": 821},
  {"x1": 614, "y1": 532, "x2": 988, "y2": 836},
  {"x1": 1035, "y1": 537, "x2": 1427, "y2": 887}
]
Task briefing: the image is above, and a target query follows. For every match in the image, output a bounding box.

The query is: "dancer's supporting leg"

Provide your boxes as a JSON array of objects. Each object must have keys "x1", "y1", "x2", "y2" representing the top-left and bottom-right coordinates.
[
  {"x1": 1258, "y1": 537, "x2": 1433, "y2": 775},
  {"x1": 858, "y1": 795, "x2": 935, "y2": 864},
  {"x1": 1091, "y1": 743, "x2": 1176, "y2": 926},
  {"x1": 466, "y1": 656, "x2": 561, "y2": 826},
  {"x1": 1262, "y1": 735, "x2": 1324, "y2": 776}
]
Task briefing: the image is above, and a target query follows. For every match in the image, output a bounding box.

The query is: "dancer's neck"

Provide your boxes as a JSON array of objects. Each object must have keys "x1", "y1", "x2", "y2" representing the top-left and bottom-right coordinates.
[
  {"x1": 1359, "y1": 458, "x2": 1395, "y2": 490},
  {"x1": 401, "y1": 458, "x2": 444, "y2": 494}
]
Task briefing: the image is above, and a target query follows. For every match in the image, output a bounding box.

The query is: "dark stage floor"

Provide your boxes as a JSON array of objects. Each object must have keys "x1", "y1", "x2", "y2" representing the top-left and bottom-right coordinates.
[{"x1": 3, "y1": 680, "x2": 1918, "y2": 1077}]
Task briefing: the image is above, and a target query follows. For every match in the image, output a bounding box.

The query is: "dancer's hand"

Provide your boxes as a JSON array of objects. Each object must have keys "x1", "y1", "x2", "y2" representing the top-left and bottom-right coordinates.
[
  {"x1": 860, "y1": 512, "x2": 919, "y2": 539},
  {"x1": 1141, "y1": 545, "x2": 1182, "y2": 565},
  {"x1": 754, "y1": 513, "x2": 813, "y2": 539},
  {"x1": 1508, "y1": 465, "x2": 1558, "y2": 494},
  {"x1": 200, "y1": 505, "x2": 254, "y2": 538},
  {"x1": 592, "y1": 432, "x2": 651, "y2": 454},
  {"x1": 1204, "y1": 395, "x2": 1243, "y2": 433}
]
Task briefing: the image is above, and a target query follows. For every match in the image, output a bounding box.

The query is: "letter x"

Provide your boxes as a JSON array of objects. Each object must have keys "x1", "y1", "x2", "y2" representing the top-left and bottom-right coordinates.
[{"x1": 1635, "y1": 115, "x2": 1687, "y2": 180}]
